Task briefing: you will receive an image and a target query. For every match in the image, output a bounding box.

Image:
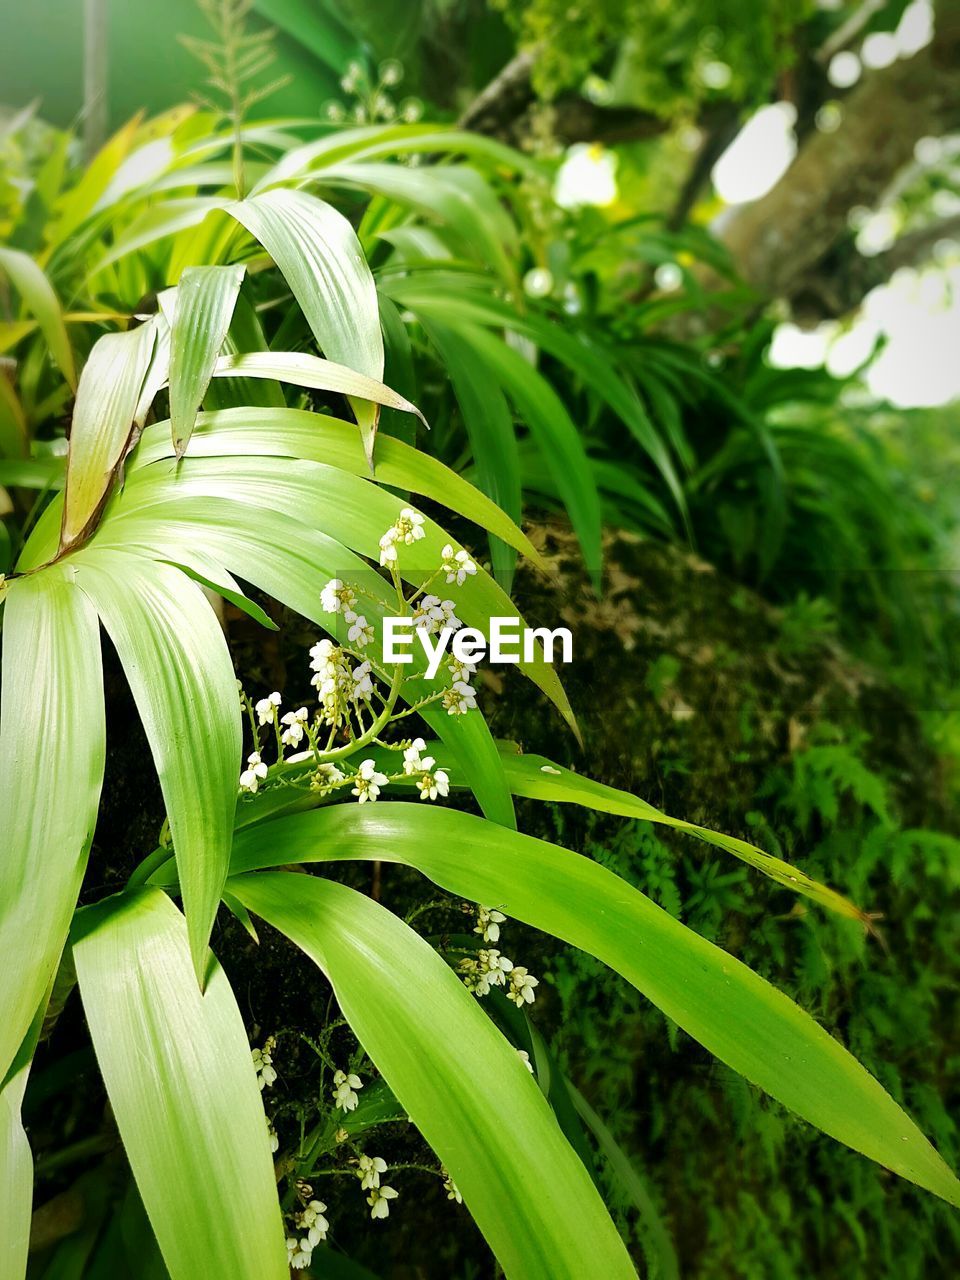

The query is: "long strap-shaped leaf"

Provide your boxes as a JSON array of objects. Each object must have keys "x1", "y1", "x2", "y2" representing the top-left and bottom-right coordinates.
[
  {"x1": 0, "y1": 566, "x2": 105, "y2": 1081},
  {"x1": 168, "y1": 265, "x2": 245, "y2": 458},
  {"x1": 72, "y1": 889, "x2": 287, "y2": 1279},
  {"x1": 227, "y1": 188, "x2": 384, "y2": 465},
  {"x1": 72, "y1": 549, "x2": 241, "y2": 982},
  {"x1": 129, "y1": 406, "x2": 540, "y2": 563},
  {"x1": 228, "y1": 805, "x2": 960, "y2": 1209},
  {"x1": 230, "y1": 872, "x2": 637, "y2": 1280},
  {"x1": 112, "y1": 454, "x2": 577, "y2": 732},
  {"x1": 0, "y1": 246, "x2": 76, "y2": 390},
  {"x1": 60, "y1": 325, "x2": 156, "y2": 551}
]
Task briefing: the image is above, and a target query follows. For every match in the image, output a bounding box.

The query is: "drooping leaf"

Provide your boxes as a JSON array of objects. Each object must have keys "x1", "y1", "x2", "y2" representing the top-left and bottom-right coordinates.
[
  {"x1": 0, "y1": 566, "x2": 105, "y2": 1083},
  {"x1": 129, "y1": 406, "x2": 539, "y2": 563},
  {"x1": 72, "y1": 549, "x2": 240, "y2": 982},
  {"x1": 168, "y1": 265, "x2": 245, "y2": 457},
  {"x1": 60, "y1": 324, "x2": 156, "y2": 551},
  {"x1": 0, "y1": 246, "x2": 76, "y2": 390},
  {"x1": 231, "y1": 872, "x2": 637, "y2": 1280},
  {"x1": 229, "y1": 804, "x2": 960, "y2": 1209},
  {"x1": 72, "y1": 889, "x2": 287, "y2": 1279},
  {"x1": 208, "y1": 351, "x2": 425, "y2": 426},
  {"x1": 227, "y1": 188, "x2": 384, "y2": 464}
]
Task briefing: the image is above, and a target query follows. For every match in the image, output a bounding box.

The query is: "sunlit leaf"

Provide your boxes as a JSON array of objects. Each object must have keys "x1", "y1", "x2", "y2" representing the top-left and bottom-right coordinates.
[
  {"x1": 168, "y1": 264, "x2": 245, "y2": 457},
  {"x1": 231, "y1": 871, "x2": 636, "y2": 1280},
  {"x1": 73, "y1": 888, "x2": 286, "y2": 1279},
  {"x1": 0, "y1": 246, "x2": 76, "y2": 390}
]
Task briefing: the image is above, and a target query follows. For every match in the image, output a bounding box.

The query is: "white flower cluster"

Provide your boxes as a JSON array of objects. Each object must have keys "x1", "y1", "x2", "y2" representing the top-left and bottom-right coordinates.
[
  {"x1": 321, "y1": 580, "x2": 375, "y2": 651},
  {"x1": 251, "y1": 1035, "x2": 277, "y2": 1091},
  {"x1": 310, "y1": 639, "x2": 371, "y2": 727},
  {"x1": 379, "y1": 506, "x2": 425, "y2": 566},
  {"x1": 403, "y1": 737, "x2": 450, "y2": 801},
  {"x1": 442, "y1": 1170, "x2": 462, "y2": 1204},
  {"x1": 286, "y1": 1195, "x2": 329, "y2": 1270},
  {"x1": 352, "y1": 759, "x2": 388, "y2": 804},
  {"x1": 367, "y1": 1184, "x2": 399, "y2": 1220},
  {"x1": 354, "y1": 1153, "x2": 399, "y2": 1219},
  {"x1": 441, "y1": 543, "x2": 477, "y2": 586},
  {"x1": 459, "y1": 910, "x2": 540, "y2": 1007},
  {"x1": 332, "y1": 1068, "x2": 363, "y2": 1112},
  {"x1": 411, "y1": 593, "x2": 462, "y2": 636},
  {"x1": 255, "y1": 690, "x2": 281, "y2": 725}
]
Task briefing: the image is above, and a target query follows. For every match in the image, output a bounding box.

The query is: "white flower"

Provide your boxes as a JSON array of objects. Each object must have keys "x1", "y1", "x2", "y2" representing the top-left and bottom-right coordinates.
[
  {"x1": 297, "y1": 1199, "x2": 329, "y2": 1247},
  {"x1": 267, "y1": 1119, "x2": 279, "y2": 1152},
  {"x1": 357, "y1": 1154, "x2": 388, "y2": 1190},
  {"x1": 281, "y1": 707, "x2": 309, "y2": 748},
  {"x1": 379, "y1": 529, "x2": 398, "y2": 566},
  {"x1": 507, "y1": 965, "x2": 539, "y2": 1007},
  {"x1": 352, "y1": 759, "x2": 388, "y2": 803},
  {"x1": 412, "y1": 594, "x2": 444, "y2": 634},
  {"x1": 442, "y1": 681, "x2": 477, "y2": 716},
  {"x1": 255, "y1": 691, "x2": 281, "y2": 725},
  {"x1": 367, "y1": 1185, "x2": 399, "y2": 1220},
  {"x1": 320, "y1": 579, "x2": 357, "y2": 615},
  {"x1": 460, "y1": 948, "x2": 512, "y2": 997},
  {"x1": 442, "y1": 1172, "x2": 462, "y2": 1204},
  {"x1": 474, "y1": 906, "x2": 506, "y2": 943},
  {"x1": 395, "y1": 507, "x2": 426, "y2": 544},
  {"x1": 416, "y1": 759, "x2": 449, "y2": 801},
  {"x1": 333, "y1": 1069, "x2": 363, "y2": 1112},
  {"x1": 287, "y1": 1236, "x2": 312, "y2": 1269},
  {"x1": 402, "y1": 737, "x2": 427, "y2": 773},
  {"x1": 309, "y1": 641, "x2": 355, "y2": 728},
  {"x1": 447, "y1": 653, "x2": 477, "y2": 684},
  {"x1": 438, "y1": 599, "x2": 462, "y2": 631},
  {"x1": 347, "y1": 614, "x2": 375, "y2": 648},
  {"x1": 351, "y1": 660, "x2": 374, "y2": 703},
  {"x1": 311, "y1": 762, "x2": 346, "y2": 793},
  {"x1": 239, "y1": 751, "x2": 268, "y2": 793},
  {"x1": 518, "y1": 1049, "x2": 534, "y2": 1074},
  {"x1": 441, "y1": 544, "x2": 477, "y2": 586},
  {"x1": 252, "y1": 1035, "x2": 277, "y2": 1090}
]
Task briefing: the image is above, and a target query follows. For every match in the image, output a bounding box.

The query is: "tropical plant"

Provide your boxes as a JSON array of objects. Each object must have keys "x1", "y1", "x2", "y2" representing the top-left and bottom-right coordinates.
[{"x1": 1, "y1": 129, "x2": 959, "y2": 1278}]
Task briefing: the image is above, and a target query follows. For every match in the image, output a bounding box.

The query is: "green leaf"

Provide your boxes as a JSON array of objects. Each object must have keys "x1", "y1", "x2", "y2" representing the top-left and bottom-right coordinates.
[
  {"x1": 1, "y1": 1069, "x2": 31, "y2": 1280},
  {"x1": 0, "y1": 245, "x2": 76, "y2": 390},
  {"x1": 114, "y1": 454, "x2": 574, "y2": 731},
  {"x1": 60, "y1": 325, "x2": 156, "y2": 552},
  {"x1": 452, "y1": 323, "x2": 603, "y2": 582},
  {"x1": 168, "y1": 265, "x2": 245, "y2": 457},
  {"x1": 230, "y1": 872, "x2": 636, "y2": 1280},
  {"x1": 227, "y1": 188, "x2": 384, "y2": 464},
  {"x1": 495, "y1": 749, "x2": 869, "y2": 923},
  {"x1": 129, "y1": 405, "x2": 538, "y2": 562},
  {"x1": 91, "y1": 495, "x2": 515, "y2": 826},
  {"x1": 72, "y1": 889, "x2": 287, "y2": 1279},
  {"x1": 229, "y1": 805, "x2": 960, "y2": 1209},
  {"x1": 201, "y1": 292, "x2": 286, "y2": 412},
  {"x1": 0, "y1": 371, "x2": 29, "y2": 459},
  {"x1": 419, "y1": 319, "x2": 521, "y2": 585},
  {"x1": 73, "y1": 550, "x2": 240, "y2": 982},
  {"x1": 0, "y1": 566, "x2": 105, "y2": 1082},
  {"x1": 319, "y1": 163, "x2": 518, "y2": 284},
  {"x1": 208, "y1": 351, "x2": 426, "y2": 426}
]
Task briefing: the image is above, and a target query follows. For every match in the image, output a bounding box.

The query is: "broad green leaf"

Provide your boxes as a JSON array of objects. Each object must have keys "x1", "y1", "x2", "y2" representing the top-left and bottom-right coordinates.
[
  {"x1": 129, "y1": 406, "x2": 539, "y2": 563},
  {"x1": 0, "y1": 566, "x2": 105, "y2": 1083},
  {"x1": 227, "y1": 188, "x2": 384, "y2": 464},
  {"x1": 168, "y1": 265, "x2": 245, "y2": 457},
  {"x1": 72, "y1": 889, "x2": 286, "y2": 1279},
  {"x1": 208, "y1": 351, "x2": 426, "y2": 426},
  {"x1": 202, "y1": 292, "x2": 286, "y2": 412},
  {"x1": 231, "y1": 872, "x2": 636, "y2": 1280},
  {"x1": 60, "y1": 325, "x2": 156, "y2": 552},
  {"x1": 0, "y1": 246, "x2": 76, "y2": 390},
  {"x1": 495, "y1": 749, "x2": 868, "y2": 923},
  {"x1": 229, "y1": 805, "x2": 960, "y2": 1209},
  {"x1": 73, "y1": 550, "x2": 240, "y2": 981},
  {"x1": 125, "y1": 454, "x2": 577, "y2": 732}
]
